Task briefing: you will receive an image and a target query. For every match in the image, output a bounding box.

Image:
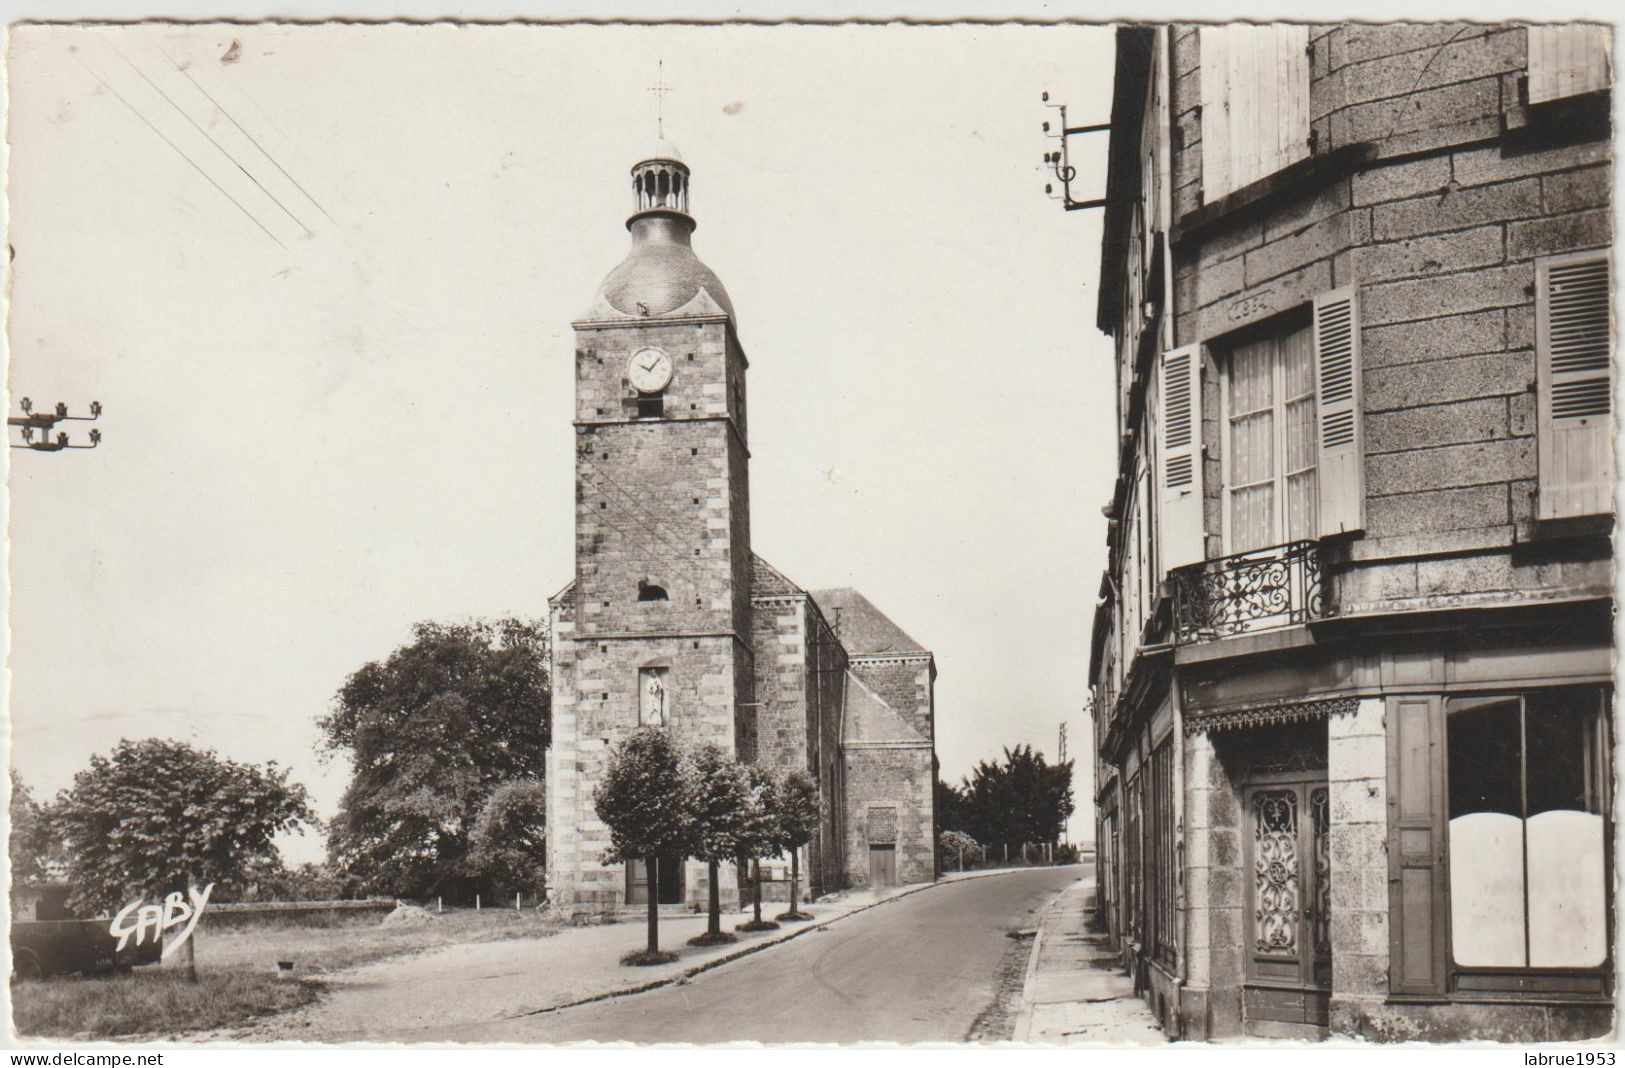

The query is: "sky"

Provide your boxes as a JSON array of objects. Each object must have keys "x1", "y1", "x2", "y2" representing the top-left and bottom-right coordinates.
[{"x1": 4, "y1": 21, "x2": 1117, "y2": 863}]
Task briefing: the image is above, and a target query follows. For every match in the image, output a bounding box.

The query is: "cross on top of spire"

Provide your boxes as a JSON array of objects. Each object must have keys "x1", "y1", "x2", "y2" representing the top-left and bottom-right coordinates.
[{"x1": 648, "y1": 59, "x2": 672, "y2": 140}]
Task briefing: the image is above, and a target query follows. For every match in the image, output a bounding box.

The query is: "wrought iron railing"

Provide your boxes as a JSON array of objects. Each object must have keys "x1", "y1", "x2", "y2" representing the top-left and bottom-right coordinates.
[{"x1": 1171, "y1": 540, "x2": 1325, "y2": 644}]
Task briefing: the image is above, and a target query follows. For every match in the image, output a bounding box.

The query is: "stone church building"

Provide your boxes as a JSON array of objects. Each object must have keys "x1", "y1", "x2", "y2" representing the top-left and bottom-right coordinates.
[{"x1": 544, "y1": 143, "x2": 937, "y2": 912}]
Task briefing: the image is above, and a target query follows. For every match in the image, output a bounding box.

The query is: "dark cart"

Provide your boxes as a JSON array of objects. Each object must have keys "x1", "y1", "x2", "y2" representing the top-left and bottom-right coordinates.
[{"x1": 10, "y1": 919, "x2": 163, "y2": 979}]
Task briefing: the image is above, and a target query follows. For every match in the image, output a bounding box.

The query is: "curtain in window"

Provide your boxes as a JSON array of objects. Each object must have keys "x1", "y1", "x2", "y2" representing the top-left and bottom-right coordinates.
[
  {"x1": 1228, "y1": 324, "x2": 1318, "y2": 552},
  {"x1": 1281, "y1": 327, "x2": 1318, "y2": 542},
  {"x1": 1446, "y1": 690, "x2": 1606, "y2": 969},
  {"x1": 1230, "y1": 338, "x2": 1276, "y2": 551}
]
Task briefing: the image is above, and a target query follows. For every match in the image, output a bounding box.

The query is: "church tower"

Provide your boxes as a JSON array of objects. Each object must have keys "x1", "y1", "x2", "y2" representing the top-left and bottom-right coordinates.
[{"x1": 546, "y1": 143, "x2": 755, "y2": 910}]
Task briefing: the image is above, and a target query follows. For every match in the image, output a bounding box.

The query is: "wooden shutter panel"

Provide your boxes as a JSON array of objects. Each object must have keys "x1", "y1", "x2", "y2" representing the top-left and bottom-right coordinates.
[
  {"x1": 1158, "y1": 345, "x2": 1205, "y2": 571},
  {"x1": 1314, "y1": 287, "x2": 1366, "y2": 536},
  {"x1": 1388, "y1": 696, "x2": 1446, "y2": 995},
  {"x1": 1199, "y1": 26, "x2": 1310, "y2": 202},
  {"x1": 1537, "y1": 253, "x2": 1613, "y2": 519},
  {"x1": 1199, "y1": 28, "x2": 1233, "y2": 202},
  {"x1": 1527, "y1": 25, "x2": 1613, "y2": 105}
]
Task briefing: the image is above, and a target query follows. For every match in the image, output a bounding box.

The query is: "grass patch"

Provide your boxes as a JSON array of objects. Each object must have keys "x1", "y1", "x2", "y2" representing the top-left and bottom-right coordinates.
[
  {"x1": 11, "y1": 969, "x2": 318, "y2": 1040},
  {"x1": 11, "y1": 908, "x2": 562, "y2": 1039},
  {"x1": 620, "y1": 949, "x2": 679, "y2": 967},
  {"x1": 737, "y1": 919, "x2": 780, "y2": 932},
  {"x1": 686, "y1": 930, "x2": 738, "y2": 947},
  {"x1": 775, "y1": 909, "x2": 814, "y2": 922},
  {"x1": 196, "y1": 907, "x2": 559, "y2": 976}
]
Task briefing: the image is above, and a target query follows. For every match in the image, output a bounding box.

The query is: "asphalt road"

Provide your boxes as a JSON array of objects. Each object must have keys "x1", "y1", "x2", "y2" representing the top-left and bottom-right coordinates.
[{"x1": 450, "y1": 865, "x2": 1086, "y2": 1044}]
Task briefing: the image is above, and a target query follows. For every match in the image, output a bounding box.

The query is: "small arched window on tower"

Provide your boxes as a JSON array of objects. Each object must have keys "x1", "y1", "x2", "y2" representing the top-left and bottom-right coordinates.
[
  {"x1": 656, "y1": 169, "x2": 670, "y2": 207},
  {"x1": 637, "y1": 578, "x2": 669, "y2": 602}
]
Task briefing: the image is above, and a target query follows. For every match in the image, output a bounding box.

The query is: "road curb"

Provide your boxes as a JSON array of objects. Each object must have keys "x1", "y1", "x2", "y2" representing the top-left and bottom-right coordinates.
[{"x1": 509, "y1": 866, "x2": 1034, "y2": 1020}]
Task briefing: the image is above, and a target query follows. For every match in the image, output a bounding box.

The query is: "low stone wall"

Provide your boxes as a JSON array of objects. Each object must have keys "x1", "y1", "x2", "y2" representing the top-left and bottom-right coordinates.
[{"x1": 199, "y1": 900, "x2": 396, "y2": 931}]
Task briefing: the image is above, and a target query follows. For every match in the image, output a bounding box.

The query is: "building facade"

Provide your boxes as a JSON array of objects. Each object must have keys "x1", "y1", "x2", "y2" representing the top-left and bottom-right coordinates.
[
  {"x1": 1088, "y1": 24, "x2": 1613, "y2": 1041},
  {"x1": 545, "y1": 144, "x2": 936, "y2": 914}
]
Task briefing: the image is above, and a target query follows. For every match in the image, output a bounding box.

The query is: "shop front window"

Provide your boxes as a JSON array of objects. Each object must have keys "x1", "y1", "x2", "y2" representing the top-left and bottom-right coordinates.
[{"x1": 1446, "y1": 688, "x2": 1608, "y2": 969}]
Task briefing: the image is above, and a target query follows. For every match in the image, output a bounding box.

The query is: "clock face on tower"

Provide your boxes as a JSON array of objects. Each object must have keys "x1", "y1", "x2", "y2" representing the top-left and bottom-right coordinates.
[{"x1": 627, "y1": 347, "x2": 674, "y2": 394}]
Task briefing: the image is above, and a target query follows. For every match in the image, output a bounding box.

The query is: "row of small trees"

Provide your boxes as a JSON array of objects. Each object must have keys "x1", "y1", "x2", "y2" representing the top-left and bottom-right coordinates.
[{"x1": 593, "y1": 727, "x2": 820, "y2": 964}]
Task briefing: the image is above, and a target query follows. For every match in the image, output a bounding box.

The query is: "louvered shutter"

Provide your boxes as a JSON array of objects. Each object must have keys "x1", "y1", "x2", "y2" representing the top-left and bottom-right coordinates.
[
  {"x1": 1157, "y1": 345, "x2": 1204, "y2": 571},
  {"x1": 1314, "y1": 287, "x2": 1366, "y2": 536},
  {"x1": 1527, "y1": 25, "x2": 1613, "y2": 105},
  {"x1": 1388, "y1": 696, "x2": 1446, "y2": 995},
  {"x1": 1537, "y1": 253, "x2": 1613, "y2": 519},
  {"x1": 1199, "y1": 26, "x2": 1310, "y2": 202}
]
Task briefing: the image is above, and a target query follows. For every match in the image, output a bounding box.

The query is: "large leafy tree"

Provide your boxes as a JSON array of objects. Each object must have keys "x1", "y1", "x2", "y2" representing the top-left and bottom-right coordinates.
[
  {"x1": 252, "y1": 860, "x2": 348, "y2": 902},
  {"x1": 959, "y1": 745, "x2": 1075, "y2": 857},
  {"x1": 52, "y1": 739, "x2": 315, "y2": 916},
  {"x1": 593, "y1": 727, "x2": 693, "y2": 961},
  {"x1": 468, "y1": 779, "x2": 548, "y2": 898},
  {"x1": 9, "y1": 772, "x2": 62, "y2": 887},
  {"x1": 772, "y1": 769, "x2": 820, "y2": 922},
  {"x1": 683, "y1": 745, "x2": 753, "y2": 944},
  {"x1": 935, "y1": 777, "x2": 969, "y2": 837},
  {"x1": 319, "y1": 618, "x2": 550, "y2": 900}
]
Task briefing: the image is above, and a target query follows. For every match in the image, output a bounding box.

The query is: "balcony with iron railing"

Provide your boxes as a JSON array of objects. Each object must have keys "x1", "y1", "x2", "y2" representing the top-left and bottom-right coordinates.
[{"x1": 1170, "y1": 539, "x2": 1328, "y2": 645}]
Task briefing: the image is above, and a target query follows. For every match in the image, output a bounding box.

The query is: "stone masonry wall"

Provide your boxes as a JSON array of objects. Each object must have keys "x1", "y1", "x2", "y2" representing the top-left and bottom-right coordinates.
[
  {"x1": 806, "y1": 602, "x2": 849, "y2": 896},
  {"x1": 545, "y1": 597, "x2": 579, "y2": 897},
  {"x1": 1181, "y1": 729, "x2": 1244, "y2": 1039},
  {"x1": 560, "y1": 317, "x2": 752, "y2": 910},
  {"x1": 848, "y1": 656, "x2": 933, "y2": 740},
  {"x1": 751, "y1": 595, "x2": 809, "y2": 773},
  {"x1": 842, "y1": 746, "x2": 934, "y2": 887},
  {"x1": 1171, "y1": 23, "x2": 1612, "y2": 612},
  {"x1": 1327, "y1": 698, "x2": 1389, "y2": 1034}
]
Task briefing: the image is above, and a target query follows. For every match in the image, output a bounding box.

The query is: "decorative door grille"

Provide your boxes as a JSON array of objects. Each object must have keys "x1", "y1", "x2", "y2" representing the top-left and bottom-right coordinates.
[
  {"x1": 1311, "y1": 787, "x2": 1330, "y2": 959},
  {"x1": 1253, "y1": 789, "x2": 1301, "y2": 957}
]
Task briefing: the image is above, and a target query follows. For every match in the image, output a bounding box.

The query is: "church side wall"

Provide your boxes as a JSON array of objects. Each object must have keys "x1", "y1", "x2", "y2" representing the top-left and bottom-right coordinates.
[
  {"x1": 842, "y1": 745, "x2": 935, "y2": 887},
  {"x1": 751, "y1": 595, "x2": 809, "y2": 773},
  {"x1": 848, "y1": 657, "x2": 934, "y2": 740},
  {"x1": 806, "y1": 603, "x2": 849, "y2": 897}
]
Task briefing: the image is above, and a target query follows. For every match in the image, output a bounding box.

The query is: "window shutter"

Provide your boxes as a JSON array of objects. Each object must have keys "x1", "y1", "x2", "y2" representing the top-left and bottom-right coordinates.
[
  {"x1": 1388, "y1": 696, "x2": 1446, "y2": 996},
  {"x1": 1199, "y1": 28, "x2": 1234, "y2": 201},
  {"x1": 1314, "y1": 287, "x2": 1366, "y2": 536},
  {"x1": 1527, "y1": 25, "x2": 1613, "y2": 105},
  {"x1": 1199, "y1": 26, "x2": 1310, "y2": 203},
  {"x1": 1536, "y1": 253, "x2": 1613, "y2": 520},
  {"x1": 1157, "y1": 345, "x2": 1205, "y2": 571}
]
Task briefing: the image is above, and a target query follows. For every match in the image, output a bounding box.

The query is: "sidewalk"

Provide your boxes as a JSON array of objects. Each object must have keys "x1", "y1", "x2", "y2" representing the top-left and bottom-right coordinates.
[
  {"x1": 232, "y1": 868, "x2": 1017, "y2": 1043},
  {"x1": 1013, "y1": 878, "x2": 1166, "y2": 1044}
]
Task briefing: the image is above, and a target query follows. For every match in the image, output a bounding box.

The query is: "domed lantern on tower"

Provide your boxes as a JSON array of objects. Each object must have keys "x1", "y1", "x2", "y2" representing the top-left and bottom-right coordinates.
[
  {"x1": 631, "y1": 141, "x2": 690, "y2": 218},
  {"x1": 586, "y1": 139, "x2": 735, "y2": 322}
]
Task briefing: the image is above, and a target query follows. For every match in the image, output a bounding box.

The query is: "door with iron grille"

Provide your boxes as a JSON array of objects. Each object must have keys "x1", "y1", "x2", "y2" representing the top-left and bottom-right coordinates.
[{"x1": 1243, "y1": 779, "x2": 1331, "y2": 1026}]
